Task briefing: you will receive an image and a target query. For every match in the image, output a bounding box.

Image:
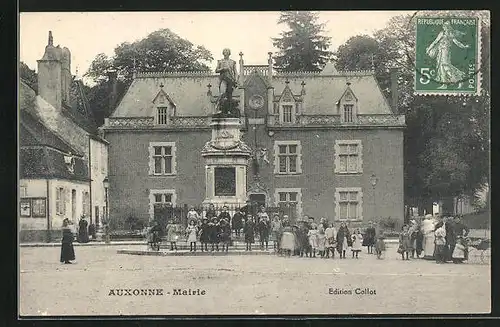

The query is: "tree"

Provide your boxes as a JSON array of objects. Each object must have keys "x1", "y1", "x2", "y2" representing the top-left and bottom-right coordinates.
[
  {"x1": 20, "y1": 61, "x2": 38, "y2": 92},
  {"x1": 272, "y1": 11, "x2": 333, "y2": 72},
  {"x1": 334, "y1": 12, "x2": 490, "y2": 214},
  {"x1": 85, "y1": 28, "x2": 214, "y2": 126}
]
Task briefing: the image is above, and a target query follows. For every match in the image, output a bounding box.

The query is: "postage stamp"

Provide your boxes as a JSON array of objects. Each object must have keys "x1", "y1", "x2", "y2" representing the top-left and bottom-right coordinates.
[{"x1": 415, "y1": 16, "x2": 481, "y2": 96}]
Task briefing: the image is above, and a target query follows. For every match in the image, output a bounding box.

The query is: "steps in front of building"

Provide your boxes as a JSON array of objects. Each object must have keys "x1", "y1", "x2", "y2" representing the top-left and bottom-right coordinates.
[
  {"x1": 117, "y1": 249, "x2": 276, "y2": 256},
  {"x1": 158, "y1": 241, "x2": 276, "y2": 251}
]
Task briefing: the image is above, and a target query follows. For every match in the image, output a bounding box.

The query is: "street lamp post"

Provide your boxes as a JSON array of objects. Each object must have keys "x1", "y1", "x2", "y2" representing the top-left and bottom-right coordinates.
[
  {"x1": 370, "y1": 173, "x2": 378, "y2": 223},
  {"x1": 103, "y1": 177, "x2": 109, "y2": 225},
  {"x1": 102, "y1": 177, "x2": 110, "y2": 243}
]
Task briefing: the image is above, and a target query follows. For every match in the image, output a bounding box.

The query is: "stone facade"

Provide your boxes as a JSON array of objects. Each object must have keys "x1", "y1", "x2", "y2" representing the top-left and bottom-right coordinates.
[{"x1": 104, "y1": 54, "x2": 405, "y2": 227}]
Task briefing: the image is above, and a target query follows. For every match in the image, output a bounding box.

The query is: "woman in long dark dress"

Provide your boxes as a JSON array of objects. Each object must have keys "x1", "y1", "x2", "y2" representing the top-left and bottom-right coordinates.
[
  {"x1": 363, "y1": 221, "x2": 376, "y2": 254},
  {"x1": 336, "y1": 222, "x2": 352, "y2": 259},
  {"x1": 78, "y1": 217, "x2": 89, "y2": 243},
  {"x1": 60, "y1": 219, "x2": 75, "y2": 264}
]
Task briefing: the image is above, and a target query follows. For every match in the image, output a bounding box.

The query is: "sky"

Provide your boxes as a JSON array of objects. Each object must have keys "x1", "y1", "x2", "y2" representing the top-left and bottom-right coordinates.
[{"x1": 20, "y1": 11, "x2": 414, "y2": 82}]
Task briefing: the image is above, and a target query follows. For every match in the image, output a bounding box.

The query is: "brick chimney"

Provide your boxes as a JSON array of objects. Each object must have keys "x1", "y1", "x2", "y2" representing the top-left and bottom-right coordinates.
[
  {"x1": 390, "y1": 67, "x2": 399, "y2": 113},
  {"x1": 107, "y1": 68, "x2": 118, "y2": 117}
]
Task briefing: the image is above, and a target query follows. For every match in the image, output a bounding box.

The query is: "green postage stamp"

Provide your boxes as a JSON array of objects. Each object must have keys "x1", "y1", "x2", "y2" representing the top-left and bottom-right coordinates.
[{"x1": 415, "y1": 16, "x2": 481, "y2": 96}]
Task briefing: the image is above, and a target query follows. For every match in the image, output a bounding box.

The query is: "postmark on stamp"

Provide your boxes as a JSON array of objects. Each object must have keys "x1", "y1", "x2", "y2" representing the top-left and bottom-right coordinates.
[{"x1": 415, "y1": 16, "x2": 481, "y2": 96}]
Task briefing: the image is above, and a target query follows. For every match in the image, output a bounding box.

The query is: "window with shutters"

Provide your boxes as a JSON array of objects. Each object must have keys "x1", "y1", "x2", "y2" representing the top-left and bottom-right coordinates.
[
  {"x1": 334, "y1": 140, "x2": 363, "y2": 174},
  {"x1": 149, "y1": 142, "x2": 176, "y2": 176},
  {"x1": 82, "y1": 191, "x2": 90, "y2": 217},
  {"x1": 56, "y1": 187, "x2": 65, "y2": 215},
  {"x1": 335, "y1": 187, "x2": 363, "y2": 221},
  {"x1": 274, "y1": 141, "x2": 302, "y2": 175}
]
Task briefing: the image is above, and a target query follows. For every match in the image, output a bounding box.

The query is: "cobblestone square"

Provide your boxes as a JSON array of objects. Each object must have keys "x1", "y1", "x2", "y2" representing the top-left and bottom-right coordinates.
[{"x1": 20, "y1": 244, "x2": 490, "y2": 316}]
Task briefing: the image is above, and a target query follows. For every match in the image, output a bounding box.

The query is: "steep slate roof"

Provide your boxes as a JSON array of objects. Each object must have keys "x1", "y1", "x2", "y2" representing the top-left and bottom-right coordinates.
[
  {"x1": 112, "y1": 65, "x2": 392, "y2": 118},
  {"x1": 272, "y1": 74, "x2": 391, "y2": 115},
  {"x1": 19, "y1": 110, "x2": 82, "y2": 156},
  {"x1": 19, "y1": 101, "x2": 88, "y2": 181},
  {"x1": 112, "y1": 74, "x2": 220, "y2": 117},
  {"x1": 20, "y1": 147, "x2": 89, "y2": 181}
]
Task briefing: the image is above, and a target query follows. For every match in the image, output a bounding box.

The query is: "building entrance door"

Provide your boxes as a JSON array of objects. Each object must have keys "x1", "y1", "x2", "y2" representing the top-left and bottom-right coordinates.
[{"x1": 249, "y1": 193, "x2": 266, "y2": 209}]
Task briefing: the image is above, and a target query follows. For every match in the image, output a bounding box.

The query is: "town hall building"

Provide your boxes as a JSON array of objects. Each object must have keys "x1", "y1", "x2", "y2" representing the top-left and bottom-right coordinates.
[{"x1": 103, "y1": 51, "x2": 405, "y2": 227}]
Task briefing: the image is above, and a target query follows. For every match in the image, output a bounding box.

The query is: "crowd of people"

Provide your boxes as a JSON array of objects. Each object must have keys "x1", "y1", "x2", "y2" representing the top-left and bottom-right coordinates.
[
  {"x1": 142, "y1": 205, "x2": 473, "y2": 264},
  {"x1": 144, "y1": 204, "x2": 393, "y2": 259},
  {"x1": 59, "y1": 203, "x2": 473, "y2": 266},
  {"x1": 412, "y1": 214, "x2": 470, "y2": 264}
]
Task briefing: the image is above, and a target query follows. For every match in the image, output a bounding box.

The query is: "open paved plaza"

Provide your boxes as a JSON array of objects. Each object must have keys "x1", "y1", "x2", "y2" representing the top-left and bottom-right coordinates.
[{"x1": 20, "y1": 244, "x2": 490, "y2": 316}]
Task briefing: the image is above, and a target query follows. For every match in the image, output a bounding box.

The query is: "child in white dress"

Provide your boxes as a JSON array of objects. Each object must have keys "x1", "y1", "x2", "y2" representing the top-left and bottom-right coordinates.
[
  {"x1": 186, "y1": 220, "x2": 199, "y2": 252},
  {"x1": 307, "y1": 227, "x2": 319, "y2": 258},
  {"x1": 351, "y1": 228, "x2": 363, "y2": 259}
]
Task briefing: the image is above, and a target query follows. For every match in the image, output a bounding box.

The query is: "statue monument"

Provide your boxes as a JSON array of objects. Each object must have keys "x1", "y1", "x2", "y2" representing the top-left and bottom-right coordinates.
[
  {"x1": 201, "y1": 48, "x2": 250, "y2": 208},
  {"x1": 214, "y1": 48, "x2": 240, "y2": 118}
]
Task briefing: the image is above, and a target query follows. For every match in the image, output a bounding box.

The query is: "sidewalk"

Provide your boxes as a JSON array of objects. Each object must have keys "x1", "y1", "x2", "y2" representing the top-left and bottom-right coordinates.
[{"x1": 20, "y1": 238, "x2": 399, "y2": 247}]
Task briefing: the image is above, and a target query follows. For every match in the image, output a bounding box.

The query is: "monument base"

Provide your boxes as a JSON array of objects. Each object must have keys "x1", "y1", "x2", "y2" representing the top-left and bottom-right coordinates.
[{"x1": 202, "y1": 116, "x2": 251, "y2": 210}]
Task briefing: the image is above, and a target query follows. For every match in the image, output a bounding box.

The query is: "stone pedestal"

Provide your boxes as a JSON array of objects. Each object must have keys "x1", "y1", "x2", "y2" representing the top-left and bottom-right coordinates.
[{"x1": 201, "y1": 117, "x2": 251, "y2": 208}]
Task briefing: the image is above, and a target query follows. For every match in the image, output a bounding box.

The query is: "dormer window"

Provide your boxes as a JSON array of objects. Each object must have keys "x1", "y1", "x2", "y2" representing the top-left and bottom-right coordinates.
[
  {"x1": 282, "y1": 104, "x2": 293, "y2": 123},
  {"x1": 338, "y1": 84, "x2": 358, "y2": 123},
  {"x1": 153, "y1": 84, "x2": 176, "y2": 125},
  {"x1": 278, "y1": 83, "x2": 297, "y2": 124},
  {"x1": 157, "y1": 107, "x2": 169, "y2": 125},
  {"x1": 343, "y1": 104, "x2": 354, "y2": 123}
]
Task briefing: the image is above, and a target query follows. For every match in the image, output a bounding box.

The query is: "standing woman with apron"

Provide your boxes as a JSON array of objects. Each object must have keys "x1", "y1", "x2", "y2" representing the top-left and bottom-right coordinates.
[{"x1": 60, "y1": 218, "x2": 76, "y2": 264}]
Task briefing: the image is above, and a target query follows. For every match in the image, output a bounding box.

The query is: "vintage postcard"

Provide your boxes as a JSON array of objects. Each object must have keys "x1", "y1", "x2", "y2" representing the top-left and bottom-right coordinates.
[{"x1": 19, "y1": 10, "x2": 490, "y2": 316}]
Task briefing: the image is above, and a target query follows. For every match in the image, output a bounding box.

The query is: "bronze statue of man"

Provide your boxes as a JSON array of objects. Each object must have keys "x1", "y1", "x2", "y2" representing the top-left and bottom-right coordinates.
[{"x1": 215, "y1": 48, "x2": 238, "y2": 114}]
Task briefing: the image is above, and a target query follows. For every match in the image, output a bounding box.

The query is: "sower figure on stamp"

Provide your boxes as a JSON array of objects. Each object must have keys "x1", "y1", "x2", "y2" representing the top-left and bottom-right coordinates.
[
  {"x1": 426, "y1": 20, "x2": 470, "y2": 90},
  {"x1": 214, "y1": 48, "x2": 239, "y2": 117}
]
